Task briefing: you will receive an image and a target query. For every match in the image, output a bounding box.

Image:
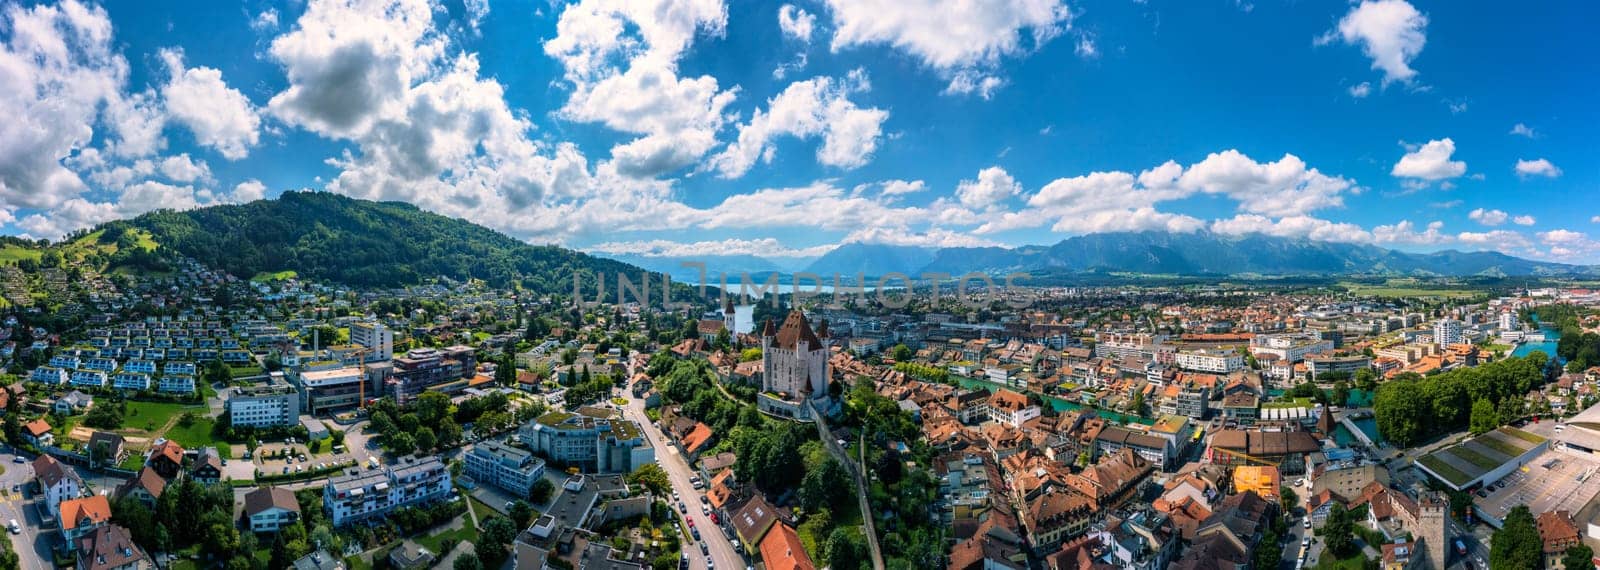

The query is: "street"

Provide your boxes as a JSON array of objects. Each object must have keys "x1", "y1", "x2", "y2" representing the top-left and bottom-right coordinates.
[
  {"x1": 0, "y1": 450, "x2": 53, "y2": 570},
  {"x1": 621, "y1": 395, "x2": 746, "y2": 570}
]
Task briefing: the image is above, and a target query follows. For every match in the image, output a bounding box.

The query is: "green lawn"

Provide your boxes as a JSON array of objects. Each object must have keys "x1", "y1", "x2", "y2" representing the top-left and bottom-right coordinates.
[
  {"x1": 413, "y1": 515, "x2": 478, "y2": 555},
  {"x1": 1314, "y1": 551, "x2": 1371, "y2": 570},
  {"x1": 229, "y1": 365, "x2": 265, "y2": 378},
  {"x1": 122, "y1": 401, "x2": 208, "y2": 433},
  {"x1": 1338, "y1": 281, "x2": 1478, "y2": 299},
  {"x1": 0, "y1": 245, "x2": 41, "y2": 263},
  {"x1": 163, "y1": 416, "x2": 232, "y2": 458},
  {"x1": 1446, "y1": 446, "x2": 1503, "y2": 471},
  {"x1": 1476, "y1": 434, "x2": 1526, "y2": 458},
  {"x1": 1417, "y1": 454, "x2": 1472, "y2": 486}
]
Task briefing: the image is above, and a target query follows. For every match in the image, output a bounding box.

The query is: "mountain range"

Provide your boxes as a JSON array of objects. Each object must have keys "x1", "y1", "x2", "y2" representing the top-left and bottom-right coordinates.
[{"x1": 602, "y1": 231, "x2": 1595, "y2": 280}]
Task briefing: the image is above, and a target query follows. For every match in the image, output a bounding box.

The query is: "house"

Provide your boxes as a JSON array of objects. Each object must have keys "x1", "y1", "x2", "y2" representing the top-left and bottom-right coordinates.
[
  {"x1": 1381, "y1": 540, "x2": 1421, "y2": 570},
  {"x1": 1537, "y1": 510, "x2": 1582, "y2": 569},
  {"x1": 59, "y1": 495, "x2": 113, "y2": 546},
  {"x1": 243, "y1": 486, "x2": 302, "y2": 533},
  {"x1": 87, "y1": 432, "x2": 126, "y2": 469},
  {"x1": 190, "y1": 448, "x2": 224, "y2": 484},
  {"x1": 388, "y1": 540, "x2": 434, "y2": 570},
  {"x1": 24, "y1": 418, "x2": 54, "y2": 447},
  {"x1": 75, "y1": 524, "x2": 151, "y2": 570},
  {"x1": 732, "y1": 494, "x2": 782, "y2": 552},
  {"x1": 147, "y1": 440, "x2": 186, "y2": 480},
  {"x1": 35, "y1": 454, "x2": 83, "y2": 517},
  {"x1": 54, "y1": 390, "x2": 94, "y2": 415},
  {"x1": 114, "y1": 468, "x2": 166, "y2": 510},
  {"x1": 759, "y1": 522, "x2": 815, "y2": 570},
  {"x1": 291, "y1": 549, "x2": 344, "y2": 570}
]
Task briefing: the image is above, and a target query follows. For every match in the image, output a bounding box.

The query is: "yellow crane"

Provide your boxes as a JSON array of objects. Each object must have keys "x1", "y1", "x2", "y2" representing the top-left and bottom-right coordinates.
[{"x1": 1209, "y1": 446, "x2": 1281, "y2": 467}]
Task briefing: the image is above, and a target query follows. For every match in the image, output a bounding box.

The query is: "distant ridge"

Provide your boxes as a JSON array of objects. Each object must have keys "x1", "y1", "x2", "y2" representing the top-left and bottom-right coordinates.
[{"x1": 603, "y1": 230, "x2": 1592, "y2": 279}]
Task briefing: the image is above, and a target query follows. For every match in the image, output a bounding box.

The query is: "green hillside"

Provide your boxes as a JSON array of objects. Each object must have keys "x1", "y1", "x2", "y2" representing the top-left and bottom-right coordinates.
[{"x1": 105, "y1": 191, "x2": 655, "y2": 293}]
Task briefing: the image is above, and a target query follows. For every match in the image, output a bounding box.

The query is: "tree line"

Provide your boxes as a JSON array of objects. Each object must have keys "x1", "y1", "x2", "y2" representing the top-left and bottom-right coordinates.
[{"x1": 1374, "y1": 353, "x2": 1548, "y2": 447}]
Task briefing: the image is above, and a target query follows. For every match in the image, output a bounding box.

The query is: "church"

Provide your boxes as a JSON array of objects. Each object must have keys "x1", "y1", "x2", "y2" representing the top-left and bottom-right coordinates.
[{"x1": 757, "y1": 309, "x2": 834, "y2": 420}]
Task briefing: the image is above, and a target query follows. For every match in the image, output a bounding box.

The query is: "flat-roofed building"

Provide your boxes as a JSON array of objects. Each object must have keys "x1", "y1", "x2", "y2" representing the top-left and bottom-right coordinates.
[
  {"x1": 227, "y1": 383, "x2": 302, "y2": 428},
  {"x1": 299, "y1": 366, "x2": 365, "y2": 414},
  {"x1": 464, "y1": 440, "x2": 546, "y2": 496},
  {"x1": 323, "y1": 456, "x2": 451, "y2": 526}
]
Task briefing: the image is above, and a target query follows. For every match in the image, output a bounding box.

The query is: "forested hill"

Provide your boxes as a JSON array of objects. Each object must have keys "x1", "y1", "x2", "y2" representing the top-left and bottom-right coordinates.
[{"x1": 104, "y1": 191, "x2": 650, "y2": 291}]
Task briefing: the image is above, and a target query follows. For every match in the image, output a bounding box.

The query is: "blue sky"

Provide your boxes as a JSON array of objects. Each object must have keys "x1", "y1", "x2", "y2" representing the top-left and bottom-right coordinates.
[{"x1": 1, "y1": 0, "x2": 1597, "y2": 262}]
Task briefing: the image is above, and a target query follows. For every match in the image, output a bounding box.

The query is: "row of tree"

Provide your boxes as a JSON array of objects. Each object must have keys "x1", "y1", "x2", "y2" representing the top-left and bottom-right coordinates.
[{"x1": 1374, "y1": 353, "x2": 1548, "y2": 447}]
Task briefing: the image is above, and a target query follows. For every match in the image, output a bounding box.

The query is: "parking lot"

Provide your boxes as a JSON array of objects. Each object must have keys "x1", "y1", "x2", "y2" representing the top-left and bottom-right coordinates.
[
  {"x1": 249, "y1": 441, "x2": 362, "y2": 478},
  {"x1": 1474, "y1": 448, "x2": 1600, "y2": 526}
]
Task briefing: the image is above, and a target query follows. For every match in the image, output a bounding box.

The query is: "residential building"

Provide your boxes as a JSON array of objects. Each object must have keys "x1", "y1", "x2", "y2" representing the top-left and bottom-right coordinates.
[
  {"x1": 227, "y1": 384, "x2": 302, "y2": 428},
  {"x1": 55, "y1": 390, "x2": 94, "y2": 414},
  {"x1": 298, "y1": 366, "x2": 365, "y2": 415},
  {"x1": 1537, "y1": 510, "x2": 1582, "y2": 570},
  {"x1": 111, "y1": 373, "x2": 150, "y2": 391},
  {"x1": 987, "y1": 389, "x2": 1041, "y2": 428},
  {"x1": 157, "y1": 375, "x2": 195, "y2": 393},
  {"x1": 759, "y1": 522, "x2": 816, "y2": 570},
  {"x1": 387, "y1": 346, "x2": 475, "y2": 405},
  {"x1": 464, "y1": 440, "x2": 546, "y2": 496},
  {"x1": 1094, "y1": 426, "x2": 1171, "y2": 470},
  {"x1": 75, "y1": 524, "x2": 150, "y2": 570},
  {"x1": 323, "y1": 456, "x2": 451, "y2": 526},
  {"x1": 349, "y1": 322, "x2": 394, "y2": 362},
  {"x1": 1174, "y1": 349, "x2": 1244, "y2": 374},
  {"x1": 243, "y1": 487, "x2": 302, "y2": 533},
  {"x1": 1249, "y1": 334, "x2": 1335, "y2": 364},
  {"x1": 59, "y1": 495, "x2": 112, "y2": 546},
  {"x1": 70, "y1": 370, "x2": 108, "y2": 389},
  {"x1": 35, "y1": 455, "x2": 83, "y2": 517},
  {"x1": 1434, "y1": 319, "x2": 1463, "y2": 348},
  {"x1": 519, "y1": 408, "x2": 653, "y2": 473}
]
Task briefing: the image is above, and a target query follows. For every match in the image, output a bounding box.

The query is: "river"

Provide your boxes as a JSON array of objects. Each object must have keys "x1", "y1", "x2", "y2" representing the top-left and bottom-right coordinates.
[{"x1": 1512, "y1": 316, "x2": 1562, "y2": 359}]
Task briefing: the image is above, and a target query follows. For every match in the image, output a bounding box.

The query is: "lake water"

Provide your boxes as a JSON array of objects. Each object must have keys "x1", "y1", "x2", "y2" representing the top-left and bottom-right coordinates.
[{"x1": 1512, "y1": 318, "x2": 1562, "y2": 358}]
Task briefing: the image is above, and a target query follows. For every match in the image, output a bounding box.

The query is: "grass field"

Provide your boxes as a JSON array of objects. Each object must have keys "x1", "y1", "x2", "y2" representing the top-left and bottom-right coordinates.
[
  {"x1": 250, "y1": 270, "x2": 298, "y2": 282},
  {"x1": 1339, "y1": 281, "x2": 1478, "y2": 299},
  {"x1": 0, "y1": 245, "x2": 41, "y2": 263},
  {"x1": 164, "y1": 416, "x2": 231, "y2": 458},
  {"x1": 123, "y1": 401, "x2": 208, "y2": 433}
]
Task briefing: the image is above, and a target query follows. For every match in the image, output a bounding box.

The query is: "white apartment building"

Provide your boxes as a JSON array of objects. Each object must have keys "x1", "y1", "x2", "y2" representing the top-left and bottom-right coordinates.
[
  {"x1": 1498, "y1": 311, "x2": 1517, "y2": 332},
  {"x1": 227, "y1": 384, "x2": 302, "y2": 428},
  {"x1": 1249, "y1": 334, "x2": 1334, "y2": 363},
  {"x1": 1174, "y1": 349, "x2": 1245, "y2": 374},
  {"x1": 349, "y1": 322, "x2": 394, "y2": 363},
  {"x1": 324, "y1": 456, "x2": 452, "y2": 526},
  {"x1": 464, "y1": 440, "x2": 546, "y2": 495},
  {"x1": 1434, "y1": 319, "x2": 1463, "y2": 348}
]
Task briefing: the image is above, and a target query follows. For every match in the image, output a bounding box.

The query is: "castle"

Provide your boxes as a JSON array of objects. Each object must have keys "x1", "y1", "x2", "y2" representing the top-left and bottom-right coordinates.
[{"x1": 757, "y1": 310, "x2": 833, "y2": 420}]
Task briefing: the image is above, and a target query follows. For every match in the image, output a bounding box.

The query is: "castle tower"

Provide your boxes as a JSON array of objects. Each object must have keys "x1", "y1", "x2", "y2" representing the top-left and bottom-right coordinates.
[
  {"x1": 1416, "y1": 490, "x2": 1449, "y2": 569},
  {"x1": 723, "y1": 295, "x2": 737, "y2": 334}
]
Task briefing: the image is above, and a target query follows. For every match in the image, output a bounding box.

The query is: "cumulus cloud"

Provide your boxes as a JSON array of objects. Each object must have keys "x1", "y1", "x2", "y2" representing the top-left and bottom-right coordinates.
[
  {"x1": 1514, "y1": 158, "x2": 1561, "y2": 178},
  {"x1": 228, "y1": 179, "x2": 267, "y2": 203},
  {"x1": 1509, "y1": 123, "x2": 1537, "y2": 138},
  {"x1": 1513, "y1": 215, "x2": 1535, "y2": 226},
  {"x1": 158, "y1": 153, "x2": 210, "y2": 183},
  {"x1": 1177, "y1": 150, "x2": 1355, "y2": 217},
  {"x1": 956, "y1": 166, "x2": 1022, "y2": 211},
  {"x1": 707, "y1": 71, "x2": 888, "y2": 178},
  {"x1": 0, "y1": 0, "x2": 126, "y2": 210},
  {"x1": 1319, "y1": 0, "x2": 1427, "y2": 85},
  {"x1": 877, "y1": 180, "x2": 925, "y2": 196},
  {"x1": 250, "y1": 8, "x2": 279, "y2": 32},
  {"x1": 1211, "y1": 214, "x2": 1372, "y2": 244},
  {"x1": 1468, "y1": 208, "x2": 1508, "y2": 226},
  {"x1": 1348, "y1": 82, "x2": 1371, "y2": 98},
  {"x1": 777, "y1": 4, "x2": 814, "y2": 43},
  {"x1": 1391, "y1": 138, "x2": 1465, "y2": 181},
  {"x1": 1372, "y1": 219, "x2": 1448, "y2": 246},
  {"x1": 824, "y1": 0, "x2": 1070, "y2": 98},
  {"x1": 544, "y1": 0, "x2": 736, "y2": 178}
]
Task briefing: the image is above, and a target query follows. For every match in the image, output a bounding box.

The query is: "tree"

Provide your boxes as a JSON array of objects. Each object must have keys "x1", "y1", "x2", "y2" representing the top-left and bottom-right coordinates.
[
  {"x1": 1355, "y1": 367, "x2": 1378, "y2": 393},
  {"x1": 1563, "y1": 544, "x2": 1594, "y2": 570},
  {"x1": 799, "y1": 459, "x2": 851, "y2": 513},
  {"x1": 824, "y1": 527, "x2": 867, "y2": 570},
  {"x1": 438, "y1": 418, "x2": 463, "y2": 447},
  {"x1": 1279, "y1": 486, "x2": 1299, "y2": 517},
  {"x1": 530, "y1": 478, "x2": 556, "y2": 505},
  {"x1": 495, "y1": 354, "x2": 517, "y2": 386},
  {"x1": 453, "y1": 552, "x2": 483, "y2": 570},
  {"x1": 414, "y1": 427, "x2": 437, "y2": 453},
  {"x1": 1491, "y1": 506, "x2": 1542, "y2": 570},
  {"x1": 508, "y1": 500, "x2": 535, "y2": 528},
  {"x1": 889, "y1": 343, "x2": 913, "y2": 362},
  {"x1": 388, "y1": 432, "x2": 416, "y2": 455},
  {"x1": 627, "y1": 463, "x2": 671, "y2": 496},
  {"x1": 476, "y1": 516, "x2": 518, "y2": 568},
  {"x1": 1323, "y1": 503, "x2": 1355, "y2": 557},
  {"x1": 1470, "y1": 398, "x2": 1499, "y2": 435}
]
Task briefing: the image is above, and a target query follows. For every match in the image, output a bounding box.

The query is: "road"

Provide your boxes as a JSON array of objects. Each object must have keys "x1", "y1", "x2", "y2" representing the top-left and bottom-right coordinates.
[
  {"x1": 0, "y1": 450, "x2": 54, "y2": 570},
  {"x1": 621, "y1": 394, "x2": 746, "y2": 570}
]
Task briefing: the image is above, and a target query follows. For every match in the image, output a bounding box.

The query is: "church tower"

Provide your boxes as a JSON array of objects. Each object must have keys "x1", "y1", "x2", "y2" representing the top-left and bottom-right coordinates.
[{"x1": 722, "y1": 295, "x2": 737, "y2": 335}]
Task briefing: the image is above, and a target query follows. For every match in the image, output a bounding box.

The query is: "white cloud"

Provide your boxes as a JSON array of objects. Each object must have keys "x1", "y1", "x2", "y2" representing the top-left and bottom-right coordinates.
[
  {"x1": 841, "y1": 226, "x2": 1001, "y2": 248},
  {"x1": 1592, "y1": 215, "x2": 1600, "y2": 224},
  {"x1": 824, "y1": 0, "x2": 1070, "y2": 98},
  {"x1": 228, "y1": 180, "x2": 267, "y2": 203},
  {"x1": 463, "y1": 0, "x2": 490, "y2": 29},
  {"x1": 158, "y1": 153, "x2": 210, "y2": 183},
  {"x1": 1372, "y1": 219, "x2": 1447, "y2": 246},
  {"x1": 777, "y1": 4, "x2": 814, "y2": 43},
  {"x1": 1211, "y1": 214, "x2": 1372, "y2": 244},
  {"x1": 1391, "y1": 138, "x2": 1465, "y2": 181},
  {"x1": 153, "y1": 42, "x2": 262, "y2": 158},
  {"x1": 1177, "y1": 150, "x2": 1354, "y2": 217},
  {"x1": 1319, "y1": 0, "x2": 1427, "y2": 85},
  {"x1": 707, "y1": 72, "x2": 888, "y2": 178},
  {"x1": 0, "y1": 0, "x2": 126, "y2": 210},
  {"x1": 1348, "y1": 82, "x2": 1371, "y2": 98},
  {"x1": 1456, "y1": 229, "x2": 1532, "y2": 251},
  {"x1": 545, "y1": 0, "x2": 736, "y2": 178},
  {"x1": 1509, "y1": 123, "x2": 1537, "y2": 138},
  {"x1": 1540, "y1": 229, "x2": 1587, "y2": 245},
  {"x1": 1468, "y1": 208, "x2": 1508, "y2": 227},
  {"x1": 1512, "y1": 215, "x2": 1535, "y2": 226},
  {"x1": 250, "y1": 8, "x2": 279, "y2": 32},
  {"x1": 878, "y1": 180, "x2": 925, "y2": 196},
  {"x1": 589, "y1": 238, "x2": 833, "y2": 258},
  {"x1": 267, "y1": 0, "x2": 446, "y2": 139},
  {"x1": 956, "y1": 166, "x2": 1022, "y2": 211},
  {"x1": 104, "y1": 90, "x2": 167, "y2": 158},
  {"x1": 1514, "y1": 158, "x2": 1561, "y2": 178},
  {"x1": 1074, "y1": 33, "x2": 1097, "y2": 58}
]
